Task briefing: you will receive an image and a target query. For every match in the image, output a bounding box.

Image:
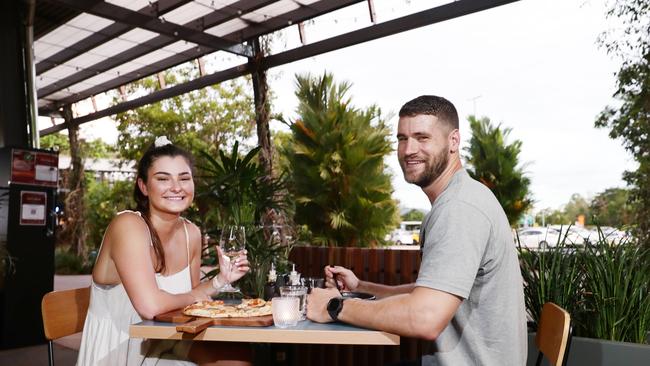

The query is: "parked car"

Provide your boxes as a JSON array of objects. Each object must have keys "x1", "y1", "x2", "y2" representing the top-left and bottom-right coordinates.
[
  {"x1": 515, "y1": 227, "x2": 561, "y2": 249},
  {"x1": 390, "y1": 229, "x2": 415, "y2": 245},
  {"x1": 399, "y1": 221, "x2": 422, "y2": 245},
  {"x1": 549, "y1": 225, "x2": 595, "y2": 246},
  {"x1": 597, "y1": 226, "x2": 629, "y2": 244}
]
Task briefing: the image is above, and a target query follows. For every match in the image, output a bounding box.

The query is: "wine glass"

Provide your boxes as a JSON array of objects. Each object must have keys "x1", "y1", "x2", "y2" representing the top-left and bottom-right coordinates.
[{"x1": 218, "y1": 225, "x2": 246, "y2": 293}]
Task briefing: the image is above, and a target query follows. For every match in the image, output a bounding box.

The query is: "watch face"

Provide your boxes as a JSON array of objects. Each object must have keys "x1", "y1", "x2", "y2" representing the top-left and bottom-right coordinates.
[
  {"x1": 327, "y1": 297, "x2": 341, "y2": 312},
  {"x1": 327, "y1": 297, "x2": 344, "y2": 321}
]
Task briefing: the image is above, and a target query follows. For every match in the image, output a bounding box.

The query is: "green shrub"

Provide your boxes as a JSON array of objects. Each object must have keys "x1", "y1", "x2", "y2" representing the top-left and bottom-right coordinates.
[
  {"x1": 518, "y1": 229, "x2": 650, "y2": 344},
  {"x1": 85, "y1": 178, "x2": 134, "y2": 251},
  {"x1": 201, "y1": 225, "x2": 294, "y2": 299},
  {"x1": 55, "y1": 247, "x2": 93, "y2": 275},
  {"x1": 197, "y1": 142, "x2": 293, "y2": 297},
  {"x1": 581, "y1": 236, "x2": 650, "y2": 343},
  {"x1": 518, "y1": 241, "x2": 584, "y2": 331}
]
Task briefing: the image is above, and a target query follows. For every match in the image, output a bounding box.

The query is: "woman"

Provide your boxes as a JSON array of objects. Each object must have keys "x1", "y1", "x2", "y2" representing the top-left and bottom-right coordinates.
[{"x1": 77, "y1": 136, "x2": 251, "y2": 365}]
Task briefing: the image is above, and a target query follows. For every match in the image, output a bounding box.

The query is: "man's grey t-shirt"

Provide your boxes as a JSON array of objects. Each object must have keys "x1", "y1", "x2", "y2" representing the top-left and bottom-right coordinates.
[{"x1": 416, "y1": 169, "x2": 527, "y2": 366}]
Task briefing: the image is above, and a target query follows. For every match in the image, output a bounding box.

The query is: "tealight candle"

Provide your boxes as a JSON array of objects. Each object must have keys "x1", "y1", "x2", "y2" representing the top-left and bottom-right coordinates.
[{"x1": 272, "y1": 297, "x2": 300, "y2": 328}]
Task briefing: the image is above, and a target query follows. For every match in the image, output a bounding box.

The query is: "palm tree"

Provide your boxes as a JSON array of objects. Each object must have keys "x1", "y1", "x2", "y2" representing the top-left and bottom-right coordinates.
[
  {"x1": 282, "y1": 72, "x2": 397, "y2": 247},
  {"x1": 464, "y1": 116, "x2": 533, "y2": 225}
]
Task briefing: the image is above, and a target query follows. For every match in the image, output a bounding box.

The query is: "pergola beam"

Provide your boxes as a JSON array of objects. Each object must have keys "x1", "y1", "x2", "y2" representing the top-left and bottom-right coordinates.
[
  {"x1": 264, "y1": 0, "x2": 521, "y2": 68},
  {"x1": 40, "y1": 62, "x2": 254, "y2": 135},
  {"x1": 39, "y1": 0, "x2": 520, "y2": 134},
  {"x1": 36, "y1": 0, "x2": 193, "y2": 74},
  {"x1": 37, "y1": 0, "x2": 279, "y2": 100},
  {"x1": 233, "y1": 0, "x2": 361, "y2": 42},
  {"x1": 45, "y1": 0, "x2": 252, "y2": 57},
  {"x1": 37, "y1": 0, "x2": 359, "y2": 112}
]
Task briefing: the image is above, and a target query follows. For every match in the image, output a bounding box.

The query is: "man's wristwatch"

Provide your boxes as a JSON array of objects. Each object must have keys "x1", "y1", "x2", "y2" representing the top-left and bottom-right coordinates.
[{"x1": 327, "y1": 297, "x2": 346, "y2": 321}]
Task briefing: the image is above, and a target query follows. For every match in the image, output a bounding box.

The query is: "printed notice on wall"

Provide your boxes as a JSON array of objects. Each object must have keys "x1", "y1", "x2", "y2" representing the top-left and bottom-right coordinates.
[
  {"x1": 20, "y1": 191, "x2": 47, "y2": 226},
  {"x1": 11, "y1": 149, "x2": 58, "y2": 187}
]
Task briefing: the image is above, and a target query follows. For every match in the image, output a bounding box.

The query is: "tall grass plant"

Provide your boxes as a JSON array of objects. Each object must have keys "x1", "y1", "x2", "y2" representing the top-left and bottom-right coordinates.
[
  {"x1": 581, "y1": 234, "x2": 650, "y2": 343},
  {"x1": 518, "y1": 240, "x2": 584, "y2": 330},
  {"x1": 517, "y1": 228, "x2": 650, "y2": 344}
]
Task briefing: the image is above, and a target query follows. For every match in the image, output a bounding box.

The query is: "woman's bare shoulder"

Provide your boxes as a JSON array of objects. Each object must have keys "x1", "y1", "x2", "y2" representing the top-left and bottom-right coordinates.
[
  {"x1": 105, "y1": 211, "x2": 149, "y2": 243},
  {"x1": 110, "y1": 211, "x2": 146, "y2": 228}
]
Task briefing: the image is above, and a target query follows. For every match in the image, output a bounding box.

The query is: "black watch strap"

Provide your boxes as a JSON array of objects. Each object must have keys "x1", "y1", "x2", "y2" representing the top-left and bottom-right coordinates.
[{"x1": 327, "y1": 297, "x2": 345, "y2": 321}]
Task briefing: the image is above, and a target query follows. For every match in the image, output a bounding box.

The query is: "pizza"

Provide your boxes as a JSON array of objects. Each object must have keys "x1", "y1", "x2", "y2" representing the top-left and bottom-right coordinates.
[{"x1": 183, "y1": 298, "x2": 272, "y2": 318}]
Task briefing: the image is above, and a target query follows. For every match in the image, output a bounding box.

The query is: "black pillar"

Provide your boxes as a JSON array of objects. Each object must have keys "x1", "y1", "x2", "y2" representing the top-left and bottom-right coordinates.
[{"x1": 0, "y1": 0, "x2": 32, "y2": 148}]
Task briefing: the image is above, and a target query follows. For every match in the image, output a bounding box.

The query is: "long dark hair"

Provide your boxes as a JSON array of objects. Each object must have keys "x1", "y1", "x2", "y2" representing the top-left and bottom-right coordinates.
[{"x1": 133, "y1": 141, "x2": 195, "y2": 273}]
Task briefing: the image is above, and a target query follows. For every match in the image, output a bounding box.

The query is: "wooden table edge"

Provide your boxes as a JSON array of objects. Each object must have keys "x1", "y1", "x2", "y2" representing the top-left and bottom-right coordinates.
[{"x1": 129, "y1": 324, "x2": 400, "y2": 345}]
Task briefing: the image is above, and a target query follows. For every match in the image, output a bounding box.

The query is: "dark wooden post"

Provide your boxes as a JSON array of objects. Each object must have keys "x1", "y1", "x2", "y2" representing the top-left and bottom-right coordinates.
[
  {"x1": 0, "y1": 0, "x2": 31, "y2": 148},
  {"x1": 59, "y1": 106, "x2": 87, "y2": 257},
  {"x1": 250, "y1": 37, "x2": 273, "y2": 177}
]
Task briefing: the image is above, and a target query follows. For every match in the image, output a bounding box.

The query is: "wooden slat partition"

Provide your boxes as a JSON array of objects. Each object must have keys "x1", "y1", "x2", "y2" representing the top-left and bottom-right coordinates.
[{"x1": 287, "y1": 246, "x2": 424, "y2": 366}]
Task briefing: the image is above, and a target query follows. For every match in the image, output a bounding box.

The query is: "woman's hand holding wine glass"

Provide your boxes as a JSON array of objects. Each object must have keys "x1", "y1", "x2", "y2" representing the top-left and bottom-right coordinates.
[{"x1": 217, "y1": 225, "x2": 249, "y2": 293}]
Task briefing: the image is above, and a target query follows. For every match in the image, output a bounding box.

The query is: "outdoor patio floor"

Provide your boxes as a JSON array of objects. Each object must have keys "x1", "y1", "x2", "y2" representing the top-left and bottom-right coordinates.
[{"x1": 0, "y1": 274, "x2": 91, "y2": 366}]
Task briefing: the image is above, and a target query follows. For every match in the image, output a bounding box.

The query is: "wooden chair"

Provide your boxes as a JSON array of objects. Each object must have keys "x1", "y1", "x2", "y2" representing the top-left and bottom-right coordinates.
[
  {"x1": 41, "y1": 287, "x2": 90, "y2": 366},
  {"x1": 535, "y1": 302, "x2": 573, "y2": 366}
]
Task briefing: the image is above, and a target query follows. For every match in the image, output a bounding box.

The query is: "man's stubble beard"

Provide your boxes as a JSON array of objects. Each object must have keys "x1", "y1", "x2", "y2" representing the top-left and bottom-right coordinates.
[{"x1": 401, "y1": 146, "x2": 450, "y2": 188}]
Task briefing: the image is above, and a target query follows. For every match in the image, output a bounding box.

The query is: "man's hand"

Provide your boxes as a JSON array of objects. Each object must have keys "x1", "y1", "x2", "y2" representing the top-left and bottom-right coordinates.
[
  {"x1": 307, "y1": 287, "x2": 341, "y2": 323},
  {"x1": 325, "y1": 265, "x2": 359, "y2": 292}
]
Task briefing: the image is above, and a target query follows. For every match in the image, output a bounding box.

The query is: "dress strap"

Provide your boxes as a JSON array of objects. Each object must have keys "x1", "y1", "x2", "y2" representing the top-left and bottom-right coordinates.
[{"x1": 182, "y1": 219, "x2": 190, "y2": 267}]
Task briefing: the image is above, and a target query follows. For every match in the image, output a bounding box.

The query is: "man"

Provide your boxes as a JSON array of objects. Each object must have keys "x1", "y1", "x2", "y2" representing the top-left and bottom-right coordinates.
[{"x1": 307, "y1": 95, "x2": 527, "y2": 365}]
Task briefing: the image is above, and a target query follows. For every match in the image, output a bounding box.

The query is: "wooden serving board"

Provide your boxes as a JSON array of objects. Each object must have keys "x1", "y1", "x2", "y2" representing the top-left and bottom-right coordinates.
[
  {"x1": 154, "y1": 309, "x2": 274, "y2": 334},
  {"x1": 154, "y1": 309, "x2": 193, "y2": 323},
  {"x1": 176, "y1": 315, "x2": 274, "y2": 333}
]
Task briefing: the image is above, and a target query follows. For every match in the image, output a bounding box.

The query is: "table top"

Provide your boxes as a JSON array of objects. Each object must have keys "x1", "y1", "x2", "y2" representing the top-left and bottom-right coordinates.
[{"x1": 130, "y1": 319, "x2": 400, "y2": 345}]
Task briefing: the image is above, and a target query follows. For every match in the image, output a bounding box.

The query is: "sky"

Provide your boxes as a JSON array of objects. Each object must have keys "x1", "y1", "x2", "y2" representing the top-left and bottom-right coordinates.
[
  {"x1": 56, "y1": 0, "x2": 637, "y2": 213},
  {"x1": 265, "y1": 0, "x2": 637, "y2": 212}
]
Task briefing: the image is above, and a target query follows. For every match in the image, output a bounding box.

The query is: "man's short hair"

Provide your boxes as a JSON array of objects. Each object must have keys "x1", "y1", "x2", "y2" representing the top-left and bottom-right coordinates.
[{"x1": 398, "y1": 95, "x2": 459, "y2": 130}]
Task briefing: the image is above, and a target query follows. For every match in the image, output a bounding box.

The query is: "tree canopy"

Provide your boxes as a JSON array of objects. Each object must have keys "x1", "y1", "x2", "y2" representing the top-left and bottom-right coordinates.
[
  {"x1": 282, "y1": 72, "x2": 397, "y2": 247},
  {"x1": 590, "y1": 188, "x2": 634, "y2": 228},
  {"x1": 464, "y1": 116, "x2": 533, "y2": 225},
  {"x1": 596, "y1": 0, "x2": 650, "y2": 243},
  {"x1": 113, "y1": 64, "x2": 256, "y2": 163},
  {"x1": 40, "y1": 133, "x2": 114, "y2": 159},
  {"x1": 401, "y1": 209, "x2": 425, "y2": 222},
  {"x1": 534, "y1": 189, "x2": 633, "y2": 228}
]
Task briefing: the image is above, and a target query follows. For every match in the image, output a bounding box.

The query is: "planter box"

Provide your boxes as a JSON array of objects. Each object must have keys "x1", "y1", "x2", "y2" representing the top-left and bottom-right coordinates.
[{"x1": 527, "y1": 333, "x2": 650, "y2": 366}]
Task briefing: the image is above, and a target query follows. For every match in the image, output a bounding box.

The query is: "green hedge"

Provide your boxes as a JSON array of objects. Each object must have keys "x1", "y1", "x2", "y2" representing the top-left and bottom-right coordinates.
[{"x1": 518, "y1": 231, "x2": 650, "y2": 343}]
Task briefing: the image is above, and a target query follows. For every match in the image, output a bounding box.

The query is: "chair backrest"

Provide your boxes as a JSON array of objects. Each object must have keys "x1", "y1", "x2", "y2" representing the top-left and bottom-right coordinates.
[
  {"x1": 535, "y1": 302, "x2": 572, "y2": 366},
  {"x1": 41, "y1": 287, "x2": 90, "y2": 341}
]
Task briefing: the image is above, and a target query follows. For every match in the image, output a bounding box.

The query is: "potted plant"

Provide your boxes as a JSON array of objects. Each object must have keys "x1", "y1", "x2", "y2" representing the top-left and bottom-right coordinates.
[{"x1": 196, "y1": 142, "x2": 294, "y2": 298}]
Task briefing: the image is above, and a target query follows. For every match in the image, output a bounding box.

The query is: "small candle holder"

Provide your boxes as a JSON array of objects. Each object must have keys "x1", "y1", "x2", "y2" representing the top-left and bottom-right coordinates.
[
  {"x1": 280, "y1": 285, "x2": 308, "y2": 321},
  {"x1": 272, "y1": 297, "x2": 301, "y2": 328}
]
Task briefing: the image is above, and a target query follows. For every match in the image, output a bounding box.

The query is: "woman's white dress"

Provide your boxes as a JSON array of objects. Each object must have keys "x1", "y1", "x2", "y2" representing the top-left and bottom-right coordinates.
[{"x1": 76, "y1": 211, "x2": 196, "y2": 366}]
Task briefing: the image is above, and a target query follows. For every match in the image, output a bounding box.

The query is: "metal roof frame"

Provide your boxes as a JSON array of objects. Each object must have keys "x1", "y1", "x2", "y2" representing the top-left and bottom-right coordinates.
[
  {"x1": 37, "y1": 0, "x2": 361, "y2": 112},
  {"x1": 36, "y1": 0, "x2": 193, "y2": 75},
  {"x1": 35, "y1": 0, "x2": 520, "y2": 135},
  {"x1": 47, "y1": 0, "x2": 253, "y2": 56}
]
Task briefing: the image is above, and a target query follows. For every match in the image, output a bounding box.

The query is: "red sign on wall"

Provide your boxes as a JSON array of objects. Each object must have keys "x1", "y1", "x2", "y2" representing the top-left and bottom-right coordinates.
[
  {"x1": 20, "y1": 191, "x2": 47, "y2": 226},
  {"x1": 11, "y1": 149, "x2": 58, "y2": 187}
]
